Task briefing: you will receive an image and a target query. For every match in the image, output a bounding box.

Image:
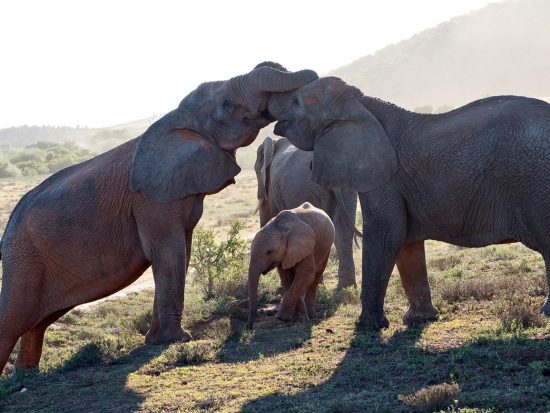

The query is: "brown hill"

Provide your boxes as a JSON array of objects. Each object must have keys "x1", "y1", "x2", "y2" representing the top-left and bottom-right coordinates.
[{"x1": 330, "y1": 0, "x2": 550, "y2": 109}]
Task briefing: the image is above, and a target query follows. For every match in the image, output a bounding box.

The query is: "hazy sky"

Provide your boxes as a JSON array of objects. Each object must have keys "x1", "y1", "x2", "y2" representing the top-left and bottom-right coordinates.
[{"x1": 0, "y1": 0, "x2": 498, "y2": 128}]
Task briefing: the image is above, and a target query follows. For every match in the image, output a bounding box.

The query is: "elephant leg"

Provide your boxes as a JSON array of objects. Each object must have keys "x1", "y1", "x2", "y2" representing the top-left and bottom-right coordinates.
[
  {"x1": 277, "y1": 259, "x2": 315, "y2": 322},
  {"x1": 333, "y1": 196, "x2": 357, "y2": 289},
  {"x1": 396, "y1": 241, "x2": 438, "y2": 326},
  {"x1": 0, "y1": 266, "x2": 48, "y2": 373},
  {"x1": 145, "y1": 235, "x2": 192, "y2": 345},
  {"x1": 0, "y1": 328, "x2": 19, "y2": 377},
  {"x1": 304, "y1": 278, "x2": 321, "y2": 319},
  {"x1": 277, "y1": 267, "x2": 294, "y2": 293},
  {"x1": 294, "y1": 297, "x2": 309, "y2": 322},
  {"x1": 16, "y1": 308, "x2": 71, "y2": 370},
  {"x1": 147, "y1": 294, "x2": 161, "y2": 339},
  {"x1": 357, "y1": 192, "x2": 407, "y2": 330},
  {"x1": 540, "y1": 254, "x2": 550, "y2": 316},
  {"x1": 185, "y1": 230, "x2": 193, "y2": 272}
]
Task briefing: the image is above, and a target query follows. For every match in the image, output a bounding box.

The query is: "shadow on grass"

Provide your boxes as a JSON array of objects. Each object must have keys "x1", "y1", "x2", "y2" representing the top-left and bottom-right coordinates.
[
  {"x1": 0, "y1": 342, "x2": 169, "y2": 413},
  {"x1": 218, "y1": 316, "x2": 321, "y2": 364},
  {"x1": 240, "y1": 325, "x2": 550, "y2": 413}
]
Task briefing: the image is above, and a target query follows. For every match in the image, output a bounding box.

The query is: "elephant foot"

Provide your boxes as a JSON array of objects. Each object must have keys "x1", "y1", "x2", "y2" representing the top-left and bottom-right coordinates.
[
  {"x1": 357, "y1": 311, "x2": 389, "y2": 331},
  {"x1": 145, "y1": 326, "x2": 192, "y2": 345},
  {"x1": 539, "y1": 300, "x2": 550, "y2": 317},
  {"x1": 403, "y1": 305, "x2": 439, "y2": 327},
  {"x1": 276, "y1": 308, "x2": 295, "y2": 322},
  {"x1": 294, "y1": 311, "x2": 310, "y2": 323},
  {"x1": 337, "y1": 275, "x2": 357, "y2": 290}
]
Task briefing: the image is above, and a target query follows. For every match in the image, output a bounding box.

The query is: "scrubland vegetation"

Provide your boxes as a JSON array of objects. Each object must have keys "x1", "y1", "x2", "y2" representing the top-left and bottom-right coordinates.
[
  {"x1": 0, "y1": 141, "x2": 94, "y2": 178},
  {"x1": 0, "y1": 169, "x2": 548, "y2": 412}
]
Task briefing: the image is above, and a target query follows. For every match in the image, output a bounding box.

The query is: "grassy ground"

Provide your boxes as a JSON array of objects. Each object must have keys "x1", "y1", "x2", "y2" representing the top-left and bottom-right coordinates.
[{"x1": 0, "y1": 171, "x2": 549, "y2": 412}]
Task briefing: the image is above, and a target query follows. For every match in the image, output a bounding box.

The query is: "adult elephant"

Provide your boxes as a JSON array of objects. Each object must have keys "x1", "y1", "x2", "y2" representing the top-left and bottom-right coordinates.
[
  {"x1": 268, "y1": 76, "x2": 550, "y2": 330},
  {"x1": 255, "y1": 136, "x2": 358, "y2": 288},
  {"x1": 0, "y1": 62, "x2": 317, "y2": 372}
]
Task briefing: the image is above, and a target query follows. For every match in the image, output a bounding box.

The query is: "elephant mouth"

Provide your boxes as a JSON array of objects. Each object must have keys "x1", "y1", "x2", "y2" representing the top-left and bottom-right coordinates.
[
  {"x1": 273, "y1": 120, "x2": 289, "y2": 136},
  {"x1": 262, "y1": 263, "x2": 277, "y2": 275}
]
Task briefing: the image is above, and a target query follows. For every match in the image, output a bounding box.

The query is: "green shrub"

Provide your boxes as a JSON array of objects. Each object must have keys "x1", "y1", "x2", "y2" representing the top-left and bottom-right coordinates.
[
  {"x1": 0, "y1": 141, "x2": 95, "y2": 178},
  {"x1": 190, "y1": 221, "x2": 249, "y2": 301}
]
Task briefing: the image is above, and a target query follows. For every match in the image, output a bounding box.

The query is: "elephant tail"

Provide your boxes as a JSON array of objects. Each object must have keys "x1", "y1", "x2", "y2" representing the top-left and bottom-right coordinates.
[{"x1": 334, "y1": 188, "x2": 363, "y2": 247}]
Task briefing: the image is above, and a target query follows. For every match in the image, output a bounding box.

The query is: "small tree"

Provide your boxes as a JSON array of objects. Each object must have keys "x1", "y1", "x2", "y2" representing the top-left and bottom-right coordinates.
[{"x1": 190, "y1": 221, "x2": 248, "y2": 300}]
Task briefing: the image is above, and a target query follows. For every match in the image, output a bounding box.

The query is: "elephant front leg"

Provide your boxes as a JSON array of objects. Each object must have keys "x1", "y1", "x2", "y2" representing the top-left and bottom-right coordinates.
[
  {"x1": 145, "y1": 237, "x2": 192, "y2": 344},
  {"x1": 277, "y1": 258, "x2": 315, "y2": 322},
  {"x1": 357, "y1": 193, "x2": 407, "y2": 330},
  {"x1": 396, "y1": 241, "x2": 438, "y2": 326},
  {"x1": 540, "y1": 255, "x2": 550, "y2": 317}
]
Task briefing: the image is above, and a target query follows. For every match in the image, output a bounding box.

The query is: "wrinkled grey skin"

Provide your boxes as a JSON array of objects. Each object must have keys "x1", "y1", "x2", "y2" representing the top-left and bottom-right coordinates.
[
  {"x1": 255, "y1": 136, "x2": 358, "y2": 288},
  {"x1": 268, "y1": 76, "x2": 550, "y2": 330},
  {"x1": 0, "y1": 62, "x2": 318, "y2": 373}
]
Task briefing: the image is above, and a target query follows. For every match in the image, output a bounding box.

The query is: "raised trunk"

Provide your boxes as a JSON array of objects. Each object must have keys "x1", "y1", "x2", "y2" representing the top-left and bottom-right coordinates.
[
  {"x1": 246, "y1": 67, "x2": 318, "y2": 93},
  {"x1": 247, "y1": 267, "x2": 262, "y2": 329}
]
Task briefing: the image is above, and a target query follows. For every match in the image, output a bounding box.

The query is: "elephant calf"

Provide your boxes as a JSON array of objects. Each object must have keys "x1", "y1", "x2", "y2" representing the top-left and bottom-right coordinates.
[
  {"x1": 255, "y1": 136, "x2": 358, "y2": 289},
  {"x1": 247, "y1": 202, "x2": 335, "y2": 329}
]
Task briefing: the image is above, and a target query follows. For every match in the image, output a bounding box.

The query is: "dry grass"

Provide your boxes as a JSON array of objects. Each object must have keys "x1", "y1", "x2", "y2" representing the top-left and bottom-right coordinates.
[
  {"x1": 398, "y1": 382, "x2": 460, "y2": 412},
  {"x1": 1, "y1": 173, "x2": 550, "y2": 412}
]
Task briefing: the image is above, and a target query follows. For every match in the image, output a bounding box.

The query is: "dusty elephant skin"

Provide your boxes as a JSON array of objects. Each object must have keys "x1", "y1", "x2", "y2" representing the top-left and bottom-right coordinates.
[
  {"x1": 268, "y1": 76, "x2": 550, "y2": 330},
  {"x1": 0, "y1": 62, "x2": 318, "y2": 373},
  {"x1": 255, "y1": 137, "x2": 359, "y2": 289},
  {"x1": 247, "y1": 202, "x2": 335, "y2": 329}
]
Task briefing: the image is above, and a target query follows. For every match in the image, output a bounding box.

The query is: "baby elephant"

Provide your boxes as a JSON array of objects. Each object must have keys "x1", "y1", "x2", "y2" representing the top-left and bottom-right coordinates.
[{"x1": 247, "y1": 202, "x2": 335, "y2": 329}]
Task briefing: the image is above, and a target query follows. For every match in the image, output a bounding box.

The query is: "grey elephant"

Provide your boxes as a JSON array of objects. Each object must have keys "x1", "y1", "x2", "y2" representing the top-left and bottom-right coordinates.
[
  {"x1": 0, "y1": 62, "x2": 318, "y2": 373},
  {"x1": 268, "y1": 76, "x2": 550, "y2": 330},
  {"x1": 247, "y1": 202, "x2": 335, "y2": 329},
  {"x1": 255, "y1": 136, "x2": 358, "y2": 289}
]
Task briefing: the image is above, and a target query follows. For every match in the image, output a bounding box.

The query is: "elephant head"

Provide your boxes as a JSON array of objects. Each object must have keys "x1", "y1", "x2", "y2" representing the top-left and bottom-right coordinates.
[
  {"x1": 130, "y1": 63, "x2": 318, "y2": 203},
  {"x1": 247, "y1": 211, "x2": 315, "y2": 329},
  {"x1": 267, "y1": 77, "x2": 398, "y2": 193}
]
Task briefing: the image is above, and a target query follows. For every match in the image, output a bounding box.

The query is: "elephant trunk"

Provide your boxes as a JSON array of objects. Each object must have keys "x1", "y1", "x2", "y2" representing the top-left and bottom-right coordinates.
[
  {"x1": 247, "y1": 266, "x2": 262, "y2": 329},
  {"x1": 246, "y1": 66, "x2": 318, "y2": 93}
]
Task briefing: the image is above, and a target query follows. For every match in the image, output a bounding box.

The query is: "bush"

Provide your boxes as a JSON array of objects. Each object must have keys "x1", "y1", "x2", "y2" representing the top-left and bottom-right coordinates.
[
  {"x1": 0, "y1": 158, "x2": 21, "y2": 178},
  {"x1": 190, "y1": 221, "x2": 249, "y2": 301},
  {"x1": 0, "y1": 141, "x2": 95, "y2": 178},
  {"x1": 398, "y1": 382, "x2": 460, "y2": 412}
]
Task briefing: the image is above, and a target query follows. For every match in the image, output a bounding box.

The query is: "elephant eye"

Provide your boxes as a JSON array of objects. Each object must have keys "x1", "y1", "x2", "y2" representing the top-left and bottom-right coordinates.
[
  {"x1": 223, "y1": 99, "x2": 232, "y2": 111},
  {"x1": 266, "y1": 250, "x2": 274, "y2": 255},
  {"x1": 292, "y1": 97, "x2": 300, "y2": 106}
]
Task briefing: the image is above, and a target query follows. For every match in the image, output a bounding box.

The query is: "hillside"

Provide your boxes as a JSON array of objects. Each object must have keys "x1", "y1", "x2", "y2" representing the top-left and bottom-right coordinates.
[{"x1": 331, "y1": 0, "x2": 550, "y2": 109}]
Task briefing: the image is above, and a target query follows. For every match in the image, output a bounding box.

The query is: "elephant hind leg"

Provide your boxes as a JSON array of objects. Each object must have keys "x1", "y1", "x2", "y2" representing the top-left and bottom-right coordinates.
[
  {"x1": 0, "y1": 328, "x2": 20, "y2": 376},
  {"x1": 15, "y1": 308, "x2": 72, "y2": 370}
]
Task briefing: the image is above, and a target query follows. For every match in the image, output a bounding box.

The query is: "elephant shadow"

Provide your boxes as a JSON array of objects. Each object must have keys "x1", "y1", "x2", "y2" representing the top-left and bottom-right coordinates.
[
  {"x1": 239, "y1": 325, "x2": 550, "y2": 412},
  {"x1": 217, "y1": 314, "x2": 321, "y2": 364},
  {"x1": 0, "y1": 342, "x2": 170, "y2": 412}
]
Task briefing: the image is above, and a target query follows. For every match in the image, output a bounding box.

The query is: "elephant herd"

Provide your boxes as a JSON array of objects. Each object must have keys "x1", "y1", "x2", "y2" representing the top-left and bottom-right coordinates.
[{"x1": 1, "y1": 61, "x2": 550, "y2": 374}]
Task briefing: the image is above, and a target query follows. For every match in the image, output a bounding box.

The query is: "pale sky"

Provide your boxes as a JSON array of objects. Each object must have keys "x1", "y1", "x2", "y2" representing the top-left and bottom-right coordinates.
[{"x1": 0, "y1": 0, "x2": 499, "y2": 128}]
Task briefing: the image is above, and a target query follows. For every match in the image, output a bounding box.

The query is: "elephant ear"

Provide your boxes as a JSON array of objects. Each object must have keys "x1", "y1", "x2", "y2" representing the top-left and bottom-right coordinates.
[
  {"x1": 311, "y1": 99, "x2": 398, "y2": 193},
  {"x1": 130, "y1": 111, "x2": 240, "y2": 203},
  {"x1": 281, "y1": 217, "x2": 316, "y2": 270}
]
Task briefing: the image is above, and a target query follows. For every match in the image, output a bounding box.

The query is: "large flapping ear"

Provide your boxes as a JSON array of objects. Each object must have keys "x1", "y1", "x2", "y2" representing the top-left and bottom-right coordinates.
[
  {"x1": 130, "y1": 111, "x2": 240, "y2": 203},
  {"x1": 312, "y1": 98, "x2": 398, "y2": 193},
  {"x1": 281, "y1": 217, "x2": 316, "y2": 270}
]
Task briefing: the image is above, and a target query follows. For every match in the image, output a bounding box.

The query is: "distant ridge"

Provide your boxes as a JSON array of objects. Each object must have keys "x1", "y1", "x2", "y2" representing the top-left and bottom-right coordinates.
[{"x1": 330, "y1": 0, "x2": 550, "y2": 109}]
